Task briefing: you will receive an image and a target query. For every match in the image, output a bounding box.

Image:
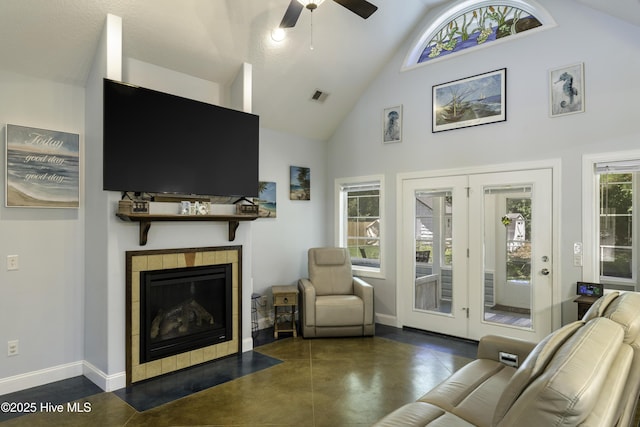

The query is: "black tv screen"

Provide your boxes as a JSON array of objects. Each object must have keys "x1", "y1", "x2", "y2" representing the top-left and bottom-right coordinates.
[{"x1": 103, "y1": 79, "x2": 259, "y2": 197}]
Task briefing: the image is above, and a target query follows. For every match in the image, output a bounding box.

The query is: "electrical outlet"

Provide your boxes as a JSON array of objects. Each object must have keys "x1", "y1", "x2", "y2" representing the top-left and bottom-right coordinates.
[
  {"x1": 7, "y1": 255, "x2": 19, "y2": 271},
  {"x1": 8, "y1": 340, "x2": 18, "y2": 357}
]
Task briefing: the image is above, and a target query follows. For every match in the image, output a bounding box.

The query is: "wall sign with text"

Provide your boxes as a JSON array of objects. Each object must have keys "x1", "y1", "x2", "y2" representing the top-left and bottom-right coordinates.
[{"x1": 5, "y1": 124, "x2": 80, "y2": 208}]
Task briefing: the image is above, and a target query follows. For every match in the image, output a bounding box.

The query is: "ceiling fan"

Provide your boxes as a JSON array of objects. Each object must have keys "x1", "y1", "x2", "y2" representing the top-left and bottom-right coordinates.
[{"x1": 279, "y1": 0, "x2": 378, "y2": 28}]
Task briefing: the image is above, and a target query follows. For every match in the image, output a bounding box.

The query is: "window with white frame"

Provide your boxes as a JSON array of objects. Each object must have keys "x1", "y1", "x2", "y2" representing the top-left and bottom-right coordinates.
[
  {"x1": 336, "y1": 176, "x2": 384, "y2": 278},
  {"x1": 584, "y1": 155, "x2": 639, "y2": 289}
]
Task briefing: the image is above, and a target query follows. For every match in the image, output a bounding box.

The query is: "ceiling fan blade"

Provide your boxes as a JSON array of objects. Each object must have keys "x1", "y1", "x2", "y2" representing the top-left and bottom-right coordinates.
[
  {"x1": 332, "y1": 0, "x2": 378, "y2": 19},
  {"x1": 279, "y1": 1, "x2": 304, "y2": 28}
]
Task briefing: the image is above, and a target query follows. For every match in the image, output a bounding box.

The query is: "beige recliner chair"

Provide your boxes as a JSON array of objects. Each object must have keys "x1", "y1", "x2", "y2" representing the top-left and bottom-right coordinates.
[{"x1": 298, "y1": 247, "x2": 375, "y2": 338}]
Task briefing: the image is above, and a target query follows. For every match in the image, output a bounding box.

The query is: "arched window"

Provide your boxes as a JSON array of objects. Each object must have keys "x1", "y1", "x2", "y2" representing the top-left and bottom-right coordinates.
[{"x1": 403, "y1": 0, "x2": 555, "y2": 71}]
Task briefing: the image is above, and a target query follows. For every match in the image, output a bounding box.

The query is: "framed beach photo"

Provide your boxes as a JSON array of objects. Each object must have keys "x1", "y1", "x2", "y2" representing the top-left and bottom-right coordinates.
[
  {"x1": 290, "y1": 166, "x2": 310, "y2": 200},
  {"x1": 383, "y1": 105, "x2": 402, "y2": 143},
  {"x1": 5, "y1": 124, "x2": 80, "y2": 208},
  {"x1": 432, "y1": 68, "x2": 506, "y2": 133},
  {"x1": 549, "y1": 63, "x2": 584, "y2": 117},
  {"x1": 255, "y1": 181, "x2": 276, "y2": 218}
]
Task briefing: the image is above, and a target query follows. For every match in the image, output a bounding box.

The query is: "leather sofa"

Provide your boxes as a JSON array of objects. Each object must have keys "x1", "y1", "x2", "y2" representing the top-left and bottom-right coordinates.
[{"x1": 373, "y1": 291, "x2": 640, "y2": 426}]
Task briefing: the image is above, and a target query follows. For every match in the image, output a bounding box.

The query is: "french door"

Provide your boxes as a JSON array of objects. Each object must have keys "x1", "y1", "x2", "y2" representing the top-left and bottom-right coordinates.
[{"x1": 400, "y1": 169, "x2": 553, "y2": 342}]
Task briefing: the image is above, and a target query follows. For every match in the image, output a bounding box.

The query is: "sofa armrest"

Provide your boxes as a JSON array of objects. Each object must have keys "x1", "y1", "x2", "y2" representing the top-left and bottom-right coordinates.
[
  {"x1": 298, "y1": 279, "x2": 316, "y2": 327},
  {"x1": 353, "y1": 277, "x2": 374, "y2": 325},
  {"x1": 477, "y1": 335, "x2": 536, "y2": 365}
]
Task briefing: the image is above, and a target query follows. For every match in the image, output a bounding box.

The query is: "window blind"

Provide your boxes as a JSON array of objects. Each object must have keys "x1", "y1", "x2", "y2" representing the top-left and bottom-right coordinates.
[{"x1": 595, "y1": 159, "x2": 640, "y2": 174}]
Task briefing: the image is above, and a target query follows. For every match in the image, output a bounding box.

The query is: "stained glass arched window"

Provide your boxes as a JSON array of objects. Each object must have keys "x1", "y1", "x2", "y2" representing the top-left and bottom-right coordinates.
[{"x1": 403, "y1": 0, "x2": 555, "y2": 70}]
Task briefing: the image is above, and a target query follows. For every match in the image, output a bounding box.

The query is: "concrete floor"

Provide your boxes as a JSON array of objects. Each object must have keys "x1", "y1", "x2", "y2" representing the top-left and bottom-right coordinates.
[
  {"x1": 0, "y1": 325, "x2": 476, "y2": 426},
  {"x1": 3, "y1": 324, "x2": 637, "y2": 426}
]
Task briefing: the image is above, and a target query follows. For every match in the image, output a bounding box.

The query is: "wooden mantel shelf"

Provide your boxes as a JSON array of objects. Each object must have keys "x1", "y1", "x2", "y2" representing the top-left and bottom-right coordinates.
[{"x1": 116, "y1": 213, "x2": 258, "y2": 245}]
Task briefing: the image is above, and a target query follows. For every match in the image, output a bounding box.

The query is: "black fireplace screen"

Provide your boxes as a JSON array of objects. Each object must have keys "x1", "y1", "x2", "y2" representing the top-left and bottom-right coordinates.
[{"x1": 140, "y1": 264, "x2": 232, "y2": 363}]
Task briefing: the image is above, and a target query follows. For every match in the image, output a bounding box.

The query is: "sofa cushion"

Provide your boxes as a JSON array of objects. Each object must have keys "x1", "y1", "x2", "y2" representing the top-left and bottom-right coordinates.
[
  {"x1": 580, "y1": 343, "x2": 633, "y2": 426},
  {"x1": 418, "y1": 359, "x2": 515, "y2": 426},
  {"x1": 495, "y1": 318, "x2": 624, "y2": 427},
  {"x1": 308, "y1": 248, "x2": 354, "y2": 295},
  {"x1": 492, "y1": 320, "x2": 584, "y2": 425},
  {"x1": 602, "y1": 291, "x2": 640, "y2": 343},
  {"x1": 598, "y1": 292, "x2": 640, "y2": 426},
  {"x1": 313, "y1": 247, "x2": 347, "y2": 265},
  {"x1": 582, "y1": 291, "x2": 619, "y2": 321},
  {"x1": 373, "y1": 402, "x2": 476, "y2": 427},
  {"x1": 315, "y1": 295, "x2": 363, "y2": 326}
]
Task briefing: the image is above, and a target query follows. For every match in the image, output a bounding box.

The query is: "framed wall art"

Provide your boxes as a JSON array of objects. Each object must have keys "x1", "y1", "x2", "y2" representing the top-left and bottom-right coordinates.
[
  {"x1": 290, "y1": 166, "x2": 310, "y2": 200},
  {"x1": 383, "y1": 105, "x2": 402, "y2": 143},
  {"x1": 5, "y1": 124, "x2": 80, "y2": 208},
  {"x1": 433, "y1": 68, "x2": 506, "y2": 132},
  {"x1": 549, "y1": 62, "x2": 584, "y2": 117},
  {"x1": 256, "y1": 181, "x2": 277, "y2": 217}
]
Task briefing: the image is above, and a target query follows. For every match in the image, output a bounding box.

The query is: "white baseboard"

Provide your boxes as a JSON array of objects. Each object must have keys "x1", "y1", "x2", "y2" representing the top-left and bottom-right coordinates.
[
  {"x1": 0, "y1": 361, "x2": 129, "y2": 395},
  {"x1": 242, "y1": 337, "x2": 254, "y2": 352},
  {"x1": 375, "y1": 313, "x2": 399, "y2": 328},
  {"x1": 82, "y1": 361, "x2": 125, "y2": 392},
  {"x1": 0, "y1": 361, "x2": 83, "y2": 395}
]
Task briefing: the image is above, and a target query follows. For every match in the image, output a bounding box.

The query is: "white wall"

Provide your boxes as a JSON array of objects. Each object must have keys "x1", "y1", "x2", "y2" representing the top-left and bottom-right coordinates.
[
  {"x1": 124, "y1": 58, "x2": 222, "y2": 104},
  {"x1": 252, "y1": 128, "x2": 327, "y2": 308},
  {"x1": 0, "y1": 70, "x2": 85, "y2": 393},
  {"x1": 326, "y1": 0, "x2": 640, "y2": 325}
]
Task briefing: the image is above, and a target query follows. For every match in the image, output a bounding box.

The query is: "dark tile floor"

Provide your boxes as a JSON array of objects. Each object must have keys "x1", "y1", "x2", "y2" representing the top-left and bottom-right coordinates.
[{"x1": 0, "y1": 325, "x2": 478, "y2": 426}]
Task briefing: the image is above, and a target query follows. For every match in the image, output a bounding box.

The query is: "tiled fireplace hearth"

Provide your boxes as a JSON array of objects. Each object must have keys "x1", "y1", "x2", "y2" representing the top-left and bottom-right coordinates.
[{"x1": 126, "y1": 246, "x2": 242, "y2": 386}]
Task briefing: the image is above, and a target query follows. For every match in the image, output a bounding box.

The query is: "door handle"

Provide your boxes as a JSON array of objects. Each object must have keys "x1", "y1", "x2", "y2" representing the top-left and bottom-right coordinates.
[{"x1": 541, "y1": 268, "x2": 550, "y2": 275}]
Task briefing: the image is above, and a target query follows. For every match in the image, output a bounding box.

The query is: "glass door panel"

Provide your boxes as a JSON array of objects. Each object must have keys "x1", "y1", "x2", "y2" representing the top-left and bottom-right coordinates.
[
  {"x1": 468, "y1": 169, "x2": 552, "y2": 342},
  {"x1": 414, "y1": 190, "x2": 452, "y2": 314},
  {"x1": 482, "y1": 186, "x2": 533, "y2": 329},
  {"x1": 401, "y1": 175, "x2": 469, "y2": 338}
]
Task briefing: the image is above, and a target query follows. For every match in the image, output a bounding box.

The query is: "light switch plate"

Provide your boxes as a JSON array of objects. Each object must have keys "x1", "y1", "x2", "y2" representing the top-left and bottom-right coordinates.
[{"x1": 7, "y1": 255, "x2": 18, "y2": 271}]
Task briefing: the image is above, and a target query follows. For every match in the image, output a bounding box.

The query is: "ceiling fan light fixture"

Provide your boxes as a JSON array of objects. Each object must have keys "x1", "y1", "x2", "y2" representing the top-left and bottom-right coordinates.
[
  {"x1": 296, "y1": 0, "x2": 325, "y2": 11},
  {"x1": 271, "y1": 27, "x2": 286, "y2": 42}
]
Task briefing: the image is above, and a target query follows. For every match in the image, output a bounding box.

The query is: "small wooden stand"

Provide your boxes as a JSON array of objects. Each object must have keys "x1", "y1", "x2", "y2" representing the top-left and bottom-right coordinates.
[
  {"x1": 574, "y1": 295, "x2": 599, "y2": 318},
  {"x1": 272, "y1": 285, "x2": 298, "y2": 338}
]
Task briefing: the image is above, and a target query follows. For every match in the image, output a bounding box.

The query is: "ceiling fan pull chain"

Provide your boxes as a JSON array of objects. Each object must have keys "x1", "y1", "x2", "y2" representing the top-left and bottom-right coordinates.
[{"x1": 309, "y1": 10, "x2": 315, "y2": 50}]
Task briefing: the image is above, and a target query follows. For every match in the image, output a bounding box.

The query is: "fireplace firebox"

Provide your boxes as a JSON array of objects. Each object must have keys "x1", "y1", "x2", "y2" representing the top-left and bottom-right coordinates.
[
  {"x1": 126, "y1": 246, "x2": 241, "y2": 385},
  {"x1": 140, "y1": 264, "x2": 232, "y2": 363}
]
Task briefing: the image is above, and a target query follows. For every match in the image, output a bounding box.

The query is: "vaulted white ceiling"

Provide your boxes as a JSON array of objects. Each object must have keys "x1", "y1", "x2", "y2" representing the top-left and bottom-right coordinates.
[{"x1": 0, "y1": 0, "x2": 637, "y2": 141}]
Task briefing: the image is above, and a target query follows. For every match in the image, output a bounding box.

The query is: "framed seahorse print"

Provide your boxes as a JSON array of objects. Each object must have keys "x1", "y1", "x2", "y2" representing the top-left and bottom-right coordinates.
[{"x1": 550, "y1": 62, "x2": 584, "y2": 117}]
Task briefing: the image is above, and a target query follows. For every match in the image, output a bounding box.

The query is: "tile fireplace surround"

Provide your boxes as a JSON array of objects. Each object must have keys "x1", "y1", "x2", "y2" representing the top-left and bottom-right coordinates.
[{"x1": 125, "y1": 246, "x2": 241, "y2": 386}]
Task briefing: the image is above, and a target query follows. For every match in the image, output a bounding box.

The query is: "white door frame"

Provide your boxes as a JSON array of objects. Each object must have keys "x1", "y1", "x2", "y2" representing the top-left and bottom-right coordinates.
[{"x1": 396, "y1": 159, "x2": 562, "y2": 337}]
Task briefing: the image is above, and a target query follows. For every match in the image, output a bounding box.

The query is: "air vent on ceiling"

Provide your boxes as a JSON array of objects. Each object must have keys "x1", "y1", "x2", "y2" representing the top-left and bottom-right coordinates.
[{"x1": 311, "y1": 89, "x2": 329, "y2": 103}]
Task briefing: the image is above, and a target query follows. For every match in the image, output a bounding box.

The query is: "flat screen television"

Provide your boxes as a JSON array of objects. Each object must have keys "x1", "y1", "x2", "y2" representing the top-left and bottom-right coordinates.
[{"x1": 103, "y1": 79, "x2": 259, "y2": 198}]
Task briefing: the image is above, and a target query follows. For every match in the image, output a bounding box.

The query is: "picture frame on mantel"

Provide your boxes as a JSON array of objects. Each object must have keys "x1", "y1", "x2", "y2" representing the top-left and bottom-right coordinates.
[
  {"x1": 432, "y1": 68, "x2": 506, "y2": 133},
  {"x1": 549, "y1": 62, "x2": 584, "y2": 117},
  {"x1": 5, "y1": 124, "x2": 80, "y2": 208}
]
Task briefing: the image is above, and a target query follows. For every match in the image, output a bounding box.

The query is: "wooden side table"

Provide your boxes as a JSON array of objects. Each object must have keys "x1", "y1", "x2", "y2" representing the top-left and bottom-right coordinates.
[
  {"x1": 272, "y1": 285, "x2": 298, "y2": 338},
  {"x1": 574, "y1": 295, "x2": 599, "y2": 318}
]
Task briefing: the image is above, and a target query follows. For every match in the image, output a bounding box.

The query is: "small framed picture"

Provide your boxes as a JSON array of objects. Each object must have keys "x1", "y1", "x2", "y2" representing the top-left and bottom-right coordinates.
[
  {"x1": 290, "y1": 166, "x2": 310, "y2": 200},
  {"x1": 383, "y1": 105, "x2": 402, "y2": 143},
  {"x1": 549, "y1": 63, "x2": 584, "y2": 117},
  {"x1": 255, "y1": 181, "x2": 276, "y2": 218}
]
